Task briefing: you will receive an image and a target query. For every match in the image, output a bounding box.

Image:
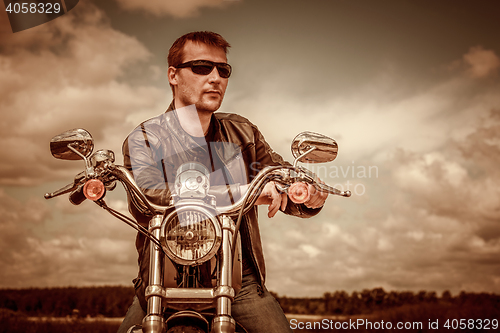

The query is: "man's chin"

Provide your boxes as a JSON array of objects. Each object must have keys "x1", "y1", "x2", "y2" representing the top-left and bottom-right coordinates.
[{"x1": 196, "y1": 101, "x2": 222, "y2": 113}]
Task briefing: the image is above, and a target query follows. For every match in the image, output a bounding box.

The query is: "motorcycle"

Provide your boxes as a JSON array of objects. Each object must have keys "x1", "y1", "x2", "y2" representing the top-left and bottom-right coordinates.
[{"x1": 44, "y1": 129, "x2": 351, "y2": 333}]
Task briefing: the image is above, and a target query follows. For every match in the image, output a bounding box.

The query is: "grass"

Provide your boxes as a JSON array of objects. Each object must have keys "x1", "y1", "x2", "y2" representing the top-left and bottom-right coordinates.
[
  {"x1": 0, "y1": 309, "x2": 120, "y2": 333},
  {"x1": 290, "y1": 302, "x2": 500, "y2": 332},
  {"x1": 2, "y1": 301, "x2": 499, "y2": 332}
]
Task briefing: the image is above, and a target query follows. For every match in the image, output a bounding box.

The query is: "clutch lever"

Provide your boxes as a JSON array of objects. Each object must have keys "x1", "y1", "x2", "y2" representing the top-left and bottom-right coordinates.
[{"x1": 44, "y1": 171, "x2": 86, "y2": 199}]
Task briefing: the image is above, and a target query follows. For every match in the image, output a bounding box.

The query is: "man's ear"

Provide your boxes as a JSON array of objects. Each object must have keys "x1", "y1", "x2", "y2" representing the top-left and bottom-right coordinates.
[{"x1": 168, "y1": 66, "x2": 178, "y2": 86}]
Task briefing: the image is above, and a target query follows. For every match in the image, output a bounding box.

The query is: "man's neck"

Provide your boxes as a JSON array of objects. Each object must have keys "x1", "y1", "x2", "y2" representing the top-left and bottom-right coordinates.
[{"x1": 174, "y1": 103, "x2": 212, "y2": 137}]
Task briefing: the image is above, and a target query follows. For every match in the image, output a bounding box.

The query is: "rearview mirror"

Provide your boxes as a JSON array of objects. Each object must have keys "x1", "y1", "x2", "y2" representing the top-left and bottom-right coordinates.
[
  {"x1": 50, "y1": 128, "x2": 94, "y2": 160},
  {"x1": 291, "y1": 131, "x2": 338, "y2": 164}
]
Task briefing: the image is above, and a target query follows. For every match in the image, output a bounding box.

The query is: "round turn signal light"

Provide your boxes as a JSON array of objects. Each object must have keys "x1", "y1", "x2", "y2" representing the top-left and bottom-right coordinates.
[
  {"x1": 83, "y1": 179, "x2": 105, "y2": 201},
  {"x1": 288, "y1": 182, "x2": 311, "y2": 204}
]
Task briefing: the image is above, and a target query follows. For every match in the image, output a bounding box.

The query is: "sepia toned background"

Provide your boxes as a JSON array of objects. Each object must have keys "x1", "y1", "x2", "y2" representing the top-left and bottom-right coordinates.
[{"x1": 0, "y1": 0, "x2": 499, "y2": 298}]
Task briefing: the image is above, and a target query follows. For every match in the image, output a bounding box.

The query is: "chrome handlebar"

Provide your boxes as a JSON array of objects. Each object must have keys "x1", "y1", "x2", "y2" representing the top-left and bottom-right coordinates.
[
  {"x1": 109, "y1": 165, "x2": 166, "y2": 215},
  {"x1": 45, "y1": 159, "x2": 350, "y2": 215},
  {"x1": 217, "y1": 166, "x2": 292, "y2": 216},
  {"x1": 110, "y1": 165, "x2": 288, "y2": 218}
]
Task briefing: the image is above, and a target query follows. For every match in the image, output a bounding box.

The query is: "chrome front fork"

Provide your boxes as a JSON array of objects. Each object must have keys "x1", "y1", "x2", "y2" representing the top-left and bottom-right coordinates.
[
  {"x1": 143, "y1": 215, "x2": 165, "y2": 333},
  {"x1": 212, "y1": 215, "x2": 236, "y2": 333},
  {"x1": 142, "y1": 215, "x2": 236, "y2": 333}
]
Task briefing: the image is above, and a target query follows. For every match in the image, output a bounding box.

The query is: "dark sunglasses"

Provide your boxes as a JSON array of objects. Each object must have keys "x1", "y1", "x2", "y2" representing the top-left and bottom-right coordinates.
[{"x1": 175, "y1": 60, "x2": 232, "y2": 79}]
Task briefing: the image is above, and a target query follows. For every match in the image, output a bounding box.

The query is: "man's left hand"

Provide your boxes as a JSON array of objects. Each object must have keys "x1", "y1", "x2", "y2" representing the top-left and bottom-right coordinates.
[
  {"x1": 303, "y1": 182, "x2": 328, "y2": 209},
  {"x1": 254, "y1": 181, "x2": 288, "y2": 218}
]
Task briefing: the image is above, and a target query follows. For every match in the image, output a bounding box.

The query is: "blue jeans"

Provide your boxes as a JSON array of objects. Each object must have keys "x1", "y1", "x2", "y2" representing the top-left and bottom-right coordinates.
[
  {"x1": 231, "y1": 272, "x2": 292, "y2": 333},
  {"x1": 117, "y1": 295, "x2": 145, "y2": 333},
  {"x1": 117, "y1": 272, "x2": 292, "y2": 333}
]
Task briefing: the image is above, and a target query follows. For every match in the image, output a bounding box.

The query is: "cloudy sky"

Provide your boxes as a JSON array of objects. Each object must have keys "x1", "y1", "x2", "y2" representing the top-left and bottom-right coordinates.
[{"x1": 1, "y1": 0, "x2": 500, "y2": 298}]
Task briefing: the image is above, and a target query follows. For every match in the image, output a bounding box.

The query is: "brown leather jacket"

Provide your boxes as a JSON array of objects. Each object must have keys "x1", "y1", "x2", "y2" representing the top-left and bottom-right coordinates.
[{"x1": 122, "y1": 102, "x2": 321, "y2": 307}]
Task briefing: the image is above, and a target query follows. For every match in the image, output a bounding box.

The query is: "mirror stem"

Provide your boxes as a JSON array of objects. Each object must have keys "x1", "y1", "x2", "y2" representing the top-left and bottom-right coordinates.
[
  {"x1": 293, "y1": 146, "x2": 316, "y2": 167},
  {"x1": 68, "y1": 144, "x2": 94, "y2": 178}
]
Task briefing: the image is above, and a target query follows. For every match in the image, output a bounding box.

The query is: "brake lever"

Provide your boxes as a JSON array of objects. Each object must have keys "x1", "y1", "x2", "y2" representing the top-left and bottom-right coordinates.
[
  {"x1": 315, "y1": 182, "x2": 351, "y2": 197},
  {"x1": 287, "y1": 168, "x2": 352, "y2": 197},
  {"x1": 44, "y1": 171, "x2": 86, "y2": 199}
]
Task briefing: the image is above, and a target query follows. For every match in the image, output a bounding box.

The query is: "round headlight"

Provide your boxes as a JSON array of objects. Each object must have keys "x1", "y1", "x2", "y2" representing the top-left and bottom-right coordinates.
[
  {"x1": 185, "y1": 177, "x2": 199, "y2": 190},
  {"x1": 175, "y1": 162, "x2": 210, "y2": 198},
  {"x1": 160, "y1": 206, "x2": 221, "y2": 265}
]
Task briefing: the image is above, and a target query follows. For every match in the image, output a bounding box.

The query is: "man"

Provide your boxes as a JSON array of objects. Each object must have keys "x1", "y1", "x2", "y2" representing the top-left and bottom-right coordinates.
[{"x1": 118, "y1": 31, "x2": 327, "y2": 333}]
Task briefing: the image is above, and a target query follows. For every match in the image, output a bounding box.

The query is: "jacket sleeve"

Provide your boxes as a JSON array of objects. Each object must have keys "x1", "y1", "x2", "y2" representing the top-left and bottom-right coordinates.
[
  {"x1": 123, "y1": 125, "x2": 173, "y2": 225},
  {"x1": 252, "y1": 125, "x2": 323, "y2": 219}
]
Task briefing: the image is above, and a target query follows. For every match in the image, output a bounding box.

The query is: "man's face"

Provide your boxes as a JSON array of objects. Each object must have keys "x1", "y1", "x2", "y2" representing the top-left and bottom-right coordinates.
[{"x1": 169, "y1": 41, "x2": 229, "y2": 114}]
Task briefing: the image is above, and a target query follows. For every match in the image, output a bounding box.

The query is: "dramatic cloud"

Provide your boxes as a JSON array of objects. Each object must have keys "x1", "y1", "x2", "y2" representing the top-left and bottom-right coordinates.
[
  {"x1": 463, "y1": 46, "x2": 500, "y2": 78},
  {"x1": 263, "y1": 111, "x2": 500, "y2": 297},
  {"x1": 0, "y1": 188, "x2": 138, "y2": 288},
  {"x1": 381, "y1": 111, "x2": 500, "y2": 291},
  {"x1": 255, "y1": 50, "x2": 500, "y2": 297},
  {"x1": 227, "y1": 47, "x2": 500, "y2": 167},
  {"x1": 113, "y1": 0, "x2": 238, "y2": 18},
  {"x1": 0, "y1": 3, "x2": 165, "y2": 288},
  {"x1": 0, "y1": 2, "x2": 165, "y2": 186}
]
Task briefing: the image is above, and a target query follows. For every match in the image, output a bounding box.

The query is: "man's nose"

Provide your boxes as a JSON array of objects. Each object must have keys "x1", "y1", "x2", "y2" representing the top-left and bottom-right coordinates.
[{"x1": 208, "y1": 67, "x2": 222, "y2": 82}]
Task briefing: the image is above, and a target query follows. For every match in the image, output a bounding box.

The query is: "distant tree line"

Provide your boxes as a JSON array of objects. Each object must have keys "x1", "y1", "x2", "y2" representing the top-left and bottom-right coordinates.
[
  {"x1": 272, "y1": 288, "x2": 500, "y2": 316},
  {"x1": 0, "y1": 286, "x2": 134, "y2": 318},
  {"x1": 1, "y1": 286, "x2": 499, "y2": 318}
]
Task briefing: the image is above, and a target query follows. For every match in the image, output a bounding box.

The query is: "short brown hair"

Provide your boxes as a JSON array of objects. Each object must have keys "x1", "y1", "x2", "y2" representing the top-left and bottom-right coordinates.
[{"x1": 167, "y1": 31, "x2": 231, "y2": 68}]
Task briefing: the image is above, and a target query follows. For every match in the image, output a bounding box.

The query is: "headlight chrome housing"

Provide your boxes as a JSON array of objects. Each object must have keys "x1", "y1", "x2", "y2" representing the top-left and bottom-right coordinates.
[{"x1": 160, "y1": 205, "x2": 221, "y2": 265}]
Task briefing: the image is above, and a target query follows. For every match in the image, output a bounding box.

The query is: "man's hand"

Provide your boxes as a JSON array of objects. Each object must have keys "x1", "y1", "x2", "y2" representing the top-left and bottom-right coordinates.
[
  {"x1": 249, "y1": 179, "x2": 328, "y2": 218},
  {"x1": 254, "y1": 181, "x2": 287, "y2": 218},
  {"x1": 302, "y1": 182, "x2": 328, "y2": 209}
]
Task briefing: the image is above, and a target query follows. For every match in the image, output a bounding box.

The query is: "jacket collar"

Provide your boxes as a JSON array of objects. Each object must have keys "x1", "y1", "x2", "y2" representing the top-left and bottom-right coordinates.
[{"x1": 166, "y1": 101, "x2": 224, "y2": 144}]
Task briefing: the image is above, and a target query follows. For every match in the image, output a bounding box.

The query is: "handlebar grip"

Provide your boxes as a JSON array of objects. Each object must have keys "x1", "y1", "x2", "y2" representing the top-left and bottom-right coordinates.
[{"x1": 69, "y1": 185, "x2": 86, "y2": 205}]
